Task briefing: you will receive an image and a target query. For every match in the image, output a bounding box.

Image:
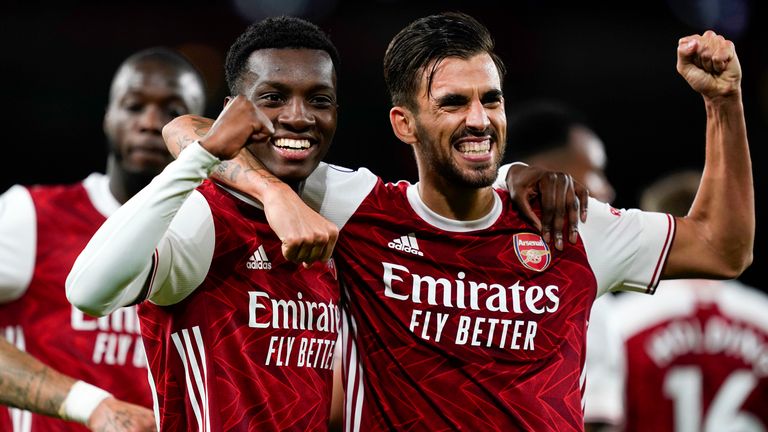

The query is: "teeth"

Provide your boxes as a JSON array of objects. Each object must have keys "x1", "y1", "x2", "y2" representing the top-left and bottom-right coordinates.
[
  {"x1": 456, "y1": 141, "x2": 490, "y2": 154},
  {"x1": 274, "y1": 138, "x2": 310, "y2": 150}
]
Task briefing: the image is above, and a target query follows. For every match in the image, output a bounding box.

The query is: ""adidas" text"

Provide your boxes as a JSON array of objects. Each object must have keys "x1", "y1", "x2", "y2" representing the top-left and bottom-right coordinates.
[{"x1": 247, "y1": 261, "x2": 272, "y2": 270}]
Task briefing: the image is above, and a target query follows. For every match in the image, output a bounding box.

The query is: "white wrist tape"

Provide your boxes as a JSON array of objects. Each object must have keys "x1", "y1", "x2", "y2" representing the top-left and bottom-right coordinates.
[{"x1": 57, "y1": 381, "x2": 112, "y2": 424}]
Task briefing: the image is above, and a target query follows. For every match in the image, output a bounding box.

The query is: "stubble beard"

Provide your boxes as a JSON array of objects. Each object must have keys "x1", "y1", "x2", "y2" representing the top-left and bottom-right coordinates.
[{"x1": 416, "y1": 125, "x2": 500, "y2": 189}]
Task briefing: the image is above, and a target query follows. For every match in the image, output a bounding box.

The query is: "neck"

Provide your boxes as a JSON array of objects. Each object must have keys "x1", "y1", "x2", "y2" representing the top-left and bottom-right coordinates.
[
  {"x1": 416, "y1": 174, "x2": 495, "y2": 221},
  {"x1": 106, "y1": 157, "x2": 156, "y2": 204}
]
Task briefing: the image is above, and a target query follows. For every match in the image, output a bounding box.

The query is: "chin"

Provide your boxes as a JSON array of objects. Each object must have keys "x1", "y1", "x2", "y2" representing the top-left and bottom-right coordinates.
[{"x1": 267, "y1": 161, "x2": 320, "y2": 184}]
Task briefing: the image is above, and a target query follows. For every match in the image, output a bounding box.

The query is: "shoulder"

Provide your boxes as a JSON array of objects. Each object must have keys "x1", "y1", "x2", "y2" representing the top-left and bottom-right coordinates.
[
  {"x1": 613, "y1": 283, "x2": 697, "y2": 337},
  {"x1": 716, "y1": 281, "x2": 768, "y2": 331},
  {"x1": 303, "y1": 163, "x2": 382, "y2": 228},
  {"x1": 0, "y1": 184, "x2": 36, "y2": 224}
]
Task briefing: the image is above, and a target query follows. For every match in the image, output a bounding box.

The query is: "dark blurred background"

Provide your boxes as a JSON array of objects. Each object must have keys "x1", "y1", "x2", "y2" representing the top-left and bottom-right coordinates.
[{"x1": 2, "y1": 0, "x2": 765, "y2": 290}]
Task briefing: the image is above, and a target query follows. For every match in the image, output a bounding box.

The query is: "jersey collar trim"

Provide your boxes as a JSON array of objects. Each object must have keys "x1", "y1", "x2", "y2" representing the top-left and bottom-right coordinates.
[
  {"x1": 83, "y1": 173, "x2": 120, "y2": 217},
  {"x1": 406, "y1": 183, "x2": 501, "y2": 232}
]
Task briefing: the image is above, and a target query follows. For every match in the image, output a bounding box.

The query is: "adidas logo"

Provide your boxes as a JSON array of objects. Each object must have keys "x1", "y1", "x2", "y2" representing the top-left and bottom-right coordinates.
[
  {"x1": 246, "y1": 245, "x2": 272, "y2": 270},
  {"x1": 388, "y1": 233, "x2": 424, "y2": 256}
]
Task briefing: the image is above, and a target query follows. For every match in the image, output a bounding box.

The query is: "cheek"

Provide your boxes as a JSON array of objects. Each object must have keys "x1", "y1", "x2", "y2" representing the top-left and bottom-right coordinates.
[
  {"x1": 318, "y1": 113, "x2": 337, "y2": 136},
  {"x1": 491, "y1": 113, "x2": 506, "y2": 130}
]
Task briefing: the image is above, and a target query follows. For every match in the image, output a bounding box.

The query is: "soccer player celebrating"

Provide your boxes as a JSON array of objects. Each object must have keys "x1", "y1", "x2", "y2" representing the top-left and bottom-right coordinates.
[
  {"x1": 153, "y1": 12, "x2": 752, "y2": 431},
  {"x1": 0, "y1": 48, "x2": 205, "y2": 431},
  {"x1": 65, "y1": 16, "x2": 586, "y2": 432}
]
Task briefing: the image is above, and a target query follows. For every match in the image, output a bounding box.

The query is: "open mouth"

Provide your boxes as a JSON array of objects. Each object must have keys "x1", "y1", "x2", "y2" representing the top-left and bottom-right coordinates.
[
  {"x1": 455, "y1": 140, "x2": 491, "y2": 154},
  {"x1": 274, "y1": 138, "x2": 311, "y2": 151},
  {"x1": 271, "y1": 137, "x2": 314, "y2": 160},
  {"x1": 453, "y1": 137, "x2": 493, "y2": 162}
]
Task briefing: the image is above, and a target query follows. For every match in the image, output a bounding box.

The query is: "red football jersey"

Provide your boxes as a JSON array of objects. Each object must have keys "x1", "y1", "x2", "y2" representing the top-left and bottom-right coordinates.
[
  {"x1": 300, "y1": 166, "x2": 673, "y2": 432},
  {"x1": 617, "y1": 280, "x2": 768, "y2": 432},
  {"x1": 0, "y1": 180, "x2": 151, "y2": 432},
  {"x1": 137, "y1": 181, "x2": 340, "y2": 431}
]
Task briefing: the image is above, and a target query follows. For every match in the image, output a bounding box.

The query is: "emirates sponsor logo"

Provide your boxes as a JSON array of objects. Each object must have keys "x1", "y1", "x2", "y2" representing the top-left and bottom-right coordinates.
[{"x1": 513, "y1": 233, "x2": 551, "y2": 272}]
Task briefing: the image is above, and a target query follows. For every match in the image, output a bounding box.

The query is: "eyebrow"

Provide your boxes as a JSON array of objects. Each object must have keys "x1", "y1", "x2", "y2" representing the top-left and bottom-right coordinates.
[
  {"x1": 435, "y1": 93, "x2": 469, "y2": 106},
  {"x1": 249, "y1": 81, "x2": 335, "y2": 98},
  {"x1": 434, "y1": 88, "x2": 503, "y2": 106},
  {"x1": 482, "y1": 89, "x2": 504, "y2": 101}
]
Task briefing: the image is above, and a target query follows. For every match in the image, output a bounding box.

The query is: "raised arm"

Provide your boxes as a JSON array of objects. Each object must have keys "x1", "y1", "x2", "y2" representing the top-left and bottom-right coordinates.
[
  {"x1": 162, "y1": 97, "x2": 338, "y2": 265},
  {"x1": 0, "y1": 338, "x2": 155, "y2": 431},
  {"x1": 66, "y1": 97, "x2": 272, "y2": 316},
  {"x1": 663, "y1": 31, "x2": 753, "y2": 278}
]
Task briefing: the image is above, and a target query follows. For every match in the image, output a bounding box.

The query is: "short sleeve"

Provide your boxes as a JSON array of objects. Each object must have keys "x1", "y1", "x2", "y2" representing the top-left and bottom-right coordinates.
[
  {"x1": 0, "y1": 185, "x2": 36, "y2": 302},
  {"x1": 580, "y1": 198, "x2": 675, "y2": 296},
  {"x1": 301, "y1": 163, "x2": 379, "y2": 229}
]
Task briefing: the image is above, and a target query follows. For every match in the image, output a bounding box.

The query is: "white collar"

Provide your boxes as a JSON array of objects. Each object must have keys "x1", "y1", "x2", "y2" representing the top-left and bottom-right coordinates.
[
  {"x1": 83, "y1": 173, "x2": 121, "y2": 217},
  {"x1": 405, "y1": 183, "x2": 501, "y2": 232}
]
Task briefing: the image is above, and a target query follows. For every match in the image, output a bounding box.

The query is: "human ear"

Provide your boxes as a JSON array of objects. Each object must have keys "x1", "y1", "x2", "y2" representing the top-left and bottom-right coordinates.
[{"x1": 389, "y1": 106, "x2": 418, "y2": 146}]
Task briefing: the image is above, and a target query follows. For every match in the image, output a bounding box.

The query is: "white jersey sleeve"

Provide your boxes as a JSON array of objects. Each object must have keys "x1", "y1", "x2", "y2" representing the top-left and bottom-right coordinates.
[
  {"x1": 301, "y1": 163, "x2": 379, "y2": 229},
  {"x1": 0, "y1": 185, "x2": 36, "y2": 302},
  {"x1": 580, "y1": 198, "x2": 675, "y2": 297},
  {"x1": 492, "y1": 162, "x2": 528, "y2": 190},
  {"x1": 66, "y1": 142, "x2": 220, "y2": 315},
  {"x1": 583, "y1": 294, "x2": 625, "y2": 425}
]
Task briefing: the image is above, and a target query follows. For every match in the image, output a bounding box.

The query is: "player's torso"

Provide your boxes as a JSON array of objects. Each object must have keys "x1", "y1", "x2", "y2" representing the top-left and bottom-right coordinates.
[
  {"x1": 621, "y1": 284, "x2": 768, "y2": 432},
  {"x1": 337, "y1": 181, "x2": 597, "y2": 431},
  {"x1": 0, "y1": 183, "x2": 150, "y2": 432},
  {"x1": 138, "y1": 181, "x2": 340, "y2": 432}
]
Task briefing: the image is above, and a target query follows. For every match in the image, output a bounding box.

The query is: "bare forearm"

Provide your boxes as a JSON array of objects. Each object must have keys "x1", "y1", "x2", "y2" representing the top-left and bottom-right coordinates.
[
  {"x1": 699, "y1": 95, "x2": 753, "y2": 265},
  {"x1": 0, "y1": 338, "x2": 73, "y2": 415},
  {"x1": 167, "y1": 115, "x2": 288, "y2": 202},
  {"x1": 668, "y1": 95, "x2": 753, "y2": 277}
]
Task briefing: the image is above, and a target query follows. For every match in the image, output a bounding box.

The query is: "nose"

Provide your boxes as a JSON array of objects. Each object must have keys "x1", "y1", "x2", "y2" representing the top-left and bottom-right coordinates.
[
  {"x1": 278, "y1": 98, "x2": 315, "y2": 131},
  {"x1": 138, "y1": 105, "x2": 165, "y2": 135},
  {"x1": 466, "y1": 98, "x2": 490, "y2": 132}
]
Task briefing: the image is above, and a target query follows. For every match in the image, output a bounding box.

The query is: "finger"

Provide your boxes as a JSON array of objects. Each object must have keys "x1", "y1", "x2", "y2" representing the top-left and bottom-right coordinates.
[
  {"x1": 712, "y1": 42, "x2": 733, "y2": 74},
  {"x1": 565, "y1": 176, "x2": 580, "y2": 244},
  {"x1": 282, "y1": 240, "x2": 301, "y2": 263},
  {"x1": 321, "y1": 231, "x2": 339, "y2": 262},
  {"x1": 517, "y1": 195, "x2": 543, "y2": 232},
  {"x1": 552, "y1": 174, "x2": 567, "y2": 251},
  {"x1": 305, "y1": 243, "x2": 327, "y2": 265},
  {"x1": 293, "y1": 241, "x2": 318, "y2": 265},
  {"x1": 678, "y1": 36, "x2": 698, "y2": 57},
  {"x1": 540, "y1": 173, "x2": 557, "y2": 244},
  {"x1": 574, "y1": 181, "x2": 589, "y2": 223},
  {"x1": 252, "y1": 105, "x2": 276, "y2": 136}
]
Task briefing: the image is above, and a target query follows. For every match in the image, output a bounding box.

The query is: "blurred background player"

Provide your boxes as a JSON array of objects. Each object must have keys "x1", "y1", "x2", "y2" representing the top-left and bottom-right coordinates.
[
  {"x1": 507, "y1": 100, "x2": 622, "y2": 430},
  {"x1": 0, "y1": 47, "x2": 206, "y2": 431},
  {"x1": 612, "y1": 170, "x2": 768, "y2": 432}
]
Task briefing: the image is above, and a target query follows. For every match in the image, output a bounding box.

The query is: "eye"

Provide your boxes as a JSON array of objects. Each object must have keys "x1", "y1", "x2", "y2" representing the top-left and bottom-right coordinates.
[
  {"x1": 166, "y1": 103, "x2": 189, "y2": 118},
  {"x1": 439, "y1": 95, "x2": 467, "y2": 108},
  {"x1": 310, "y1": 94, "x2": 335, "y2": 108},
  {"x1": 481, "y1": 92, "x2": 503, "y2": 108},
  {"x1": 124, "y1": 101, "x2": 143, "y2": 113},
  {"x1": 258, "y1": 93, "x2": 285, "y2": 107}
]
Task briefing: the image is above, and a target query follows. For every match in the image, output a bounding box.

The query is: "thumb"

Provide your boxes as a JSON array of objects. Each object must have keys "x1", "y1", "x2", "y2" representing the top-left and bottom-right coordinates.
[{"x1": 677, "y1": 38, "x2": 698, "y2": 57}]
